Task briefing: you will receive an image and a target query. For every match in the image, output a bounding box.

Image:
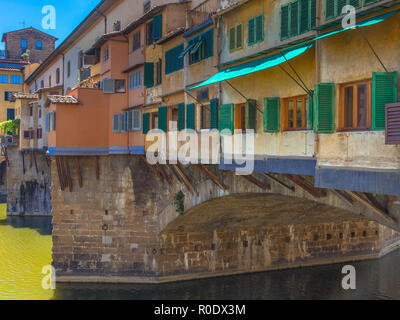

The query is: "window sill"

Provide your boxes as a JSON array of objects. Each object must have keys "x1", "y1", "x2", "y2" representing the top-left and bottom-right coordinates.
[{"x1": 336, "y1": 128, "x2": 372, "y2": 133}]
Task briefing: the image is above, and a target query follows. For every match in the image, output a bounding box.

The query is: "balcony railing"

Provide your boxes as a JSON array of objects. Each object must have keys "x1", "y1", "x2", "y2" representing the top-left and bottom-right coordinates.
[
  {"x1": 0, "y1": 135, "x2": 19, "y2": 146},
  {"x1": 188, "y1": 0, "x2": 218, "y2": 30}
]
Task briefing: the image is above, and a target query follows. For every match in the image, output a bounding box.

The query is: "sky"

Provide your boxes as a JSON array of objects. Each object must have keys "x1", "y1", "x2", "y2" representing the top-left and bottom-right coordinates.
[{"x1": 0, "y1": 0, "x2": 102, "y2": 50}]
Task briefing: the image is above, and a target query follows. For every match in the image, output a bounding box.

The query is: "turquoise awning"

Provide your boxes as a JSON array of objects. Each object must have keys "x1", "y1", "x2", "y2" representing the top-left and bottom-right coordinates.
[
  {"x1": 190, "y1": 43, "x2": 314, "y2": 90},
  {"x1": 190, "y1": 8, "x2": 399, "y2": 90}
]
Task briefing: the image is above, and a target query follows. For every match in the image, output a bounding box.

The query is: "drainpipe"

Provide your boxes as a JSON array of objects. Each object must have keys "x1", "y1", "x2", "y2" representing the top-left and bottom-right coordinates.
[
  {"x1": 62, "y1": 54, "x2": 65, "y2": 95},
  {"x1": 95, "y1": 9, "x2": 107, "y2": 34},
  {"x1": 216, "y1": 15, "x2": 223, "y2": 105},
  {"x1": 314, "y1": 0, "x2": 321, "y2": 158}
]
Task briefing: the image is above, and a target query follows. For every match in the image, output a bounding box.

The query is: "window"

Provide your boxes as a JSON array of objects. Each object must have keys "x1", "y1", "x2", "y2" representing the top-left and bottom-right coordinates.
[
  {"x1": 39, "y1": 108, "x2": 42, "y2": 118},
  {"x1": 10, "y1": 75, "x2": 22, "y2": 84},
  {"x1": 30, "y1": 106, "x2": 33, "y2": 116},
  {"x1": 146, "y1": 21, "x2": 153, "y2": 46},
  {"x1": 151, "y1": 112, "x2": 159, "y2": 129},
  {"x1": 21, "y1": 40, "x2": 27, "y2": 49},
  {"x1": 143, "y1": 0, "x2": 151, "y2": 14},
  {"x1": 4, "y1": 91, "x2": 12, "y2": 101},
  {"x1": 36, "y1": 41, "x2": 42, "y2": 50},
  {"x1": 40, "y1": 80, "x2": 44, "y2": 88},
  {"x1": 37, "y1": 128, "x2": 43, "y2": 139},
  {"x1": 56, "y1": 68, "x2": 60, "y2": 84},
  {"x1": 188, "y1": 29, "x2": 213, "y2": 65},
  {"x1": 339, "y1": 80, "x2": 371, "y2": 130},
  {"x1": 0, "y1": 74, "x2": 9, "y2": 83},
  {"x1": 115, "y1": 79, "x2": 126, "y2": 93},
  {"x1": 156, "y1": 59, "x2": 162, "y2": 85},
  {"x1": 284, "y1": 95, "x2": 308, "y2": 130},
  {"x1": 281, "y1": 0, "x2": 316, "y2": 40},
  {"x1": 235, "y1": 103, "x2": 247, "y2": 131},
  {"x1": 144, "y1": 62, "x2": 154, "y2": 88},
  {"x1": 229, "y1": 24, "x2": 243, "y2": 52},
  {"x1": 248, "y1": 15, "x2": 264, "y2": 45},
  {"x1": 7, "y1": 109, "x2": 15, "y2": 121},
  {"x1": 130, "y1": 70, "x2": 142, "y2": 89},
  {"x1": 201, "y1": 105, "x2": 211, "y2": 129},
  {"x1": 51, "y1": 111, "x2": 56, "y2": 131},
  {"x1": 132, "y1": 31, "x2": 141, "y2": 51},
  {"x1": 326, "y1": 0, "x2": 363, "y2": 20},
  {"x1": 49, "y1": 76, "x2": 52, "y2": 87},
  {"x1": 102, "y1": 46, "x2": 109, "y2": 62},
  {"x1": 170, "y1": 106, "x2": 179, "y2": 131},
  {"x1": 165, "y1": 44, "x2": 184, "y2": 74},
  {"x1": 67, "y1": 61, "x2": 71, "y2": 78}
]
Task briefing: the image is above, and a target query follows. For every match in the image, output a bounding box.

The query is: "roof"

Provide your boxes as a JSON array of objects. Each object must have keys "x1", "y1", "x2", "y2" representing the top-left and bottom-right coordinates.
[
  {"x1": 11, "y1": 92, "x2": 39, "y2": 102},
  {"x1": 122, "y1": 5, "x2": 167, "y2": 35},
  {"x1": 45, "y1": 95, "x2": 80, "y2": 107},
  {"x1": 85, "y1": 31, "x2": 123, "y2": 54},
  {"x1": 1, "y1": 27, "x2": 58, "y2": 42},
  {"x1": 156, "y1": 27, "x2": 184, "y2": 45},
  {"x1": 25, "y1": 0, "x2": 116, "y2": 85}
]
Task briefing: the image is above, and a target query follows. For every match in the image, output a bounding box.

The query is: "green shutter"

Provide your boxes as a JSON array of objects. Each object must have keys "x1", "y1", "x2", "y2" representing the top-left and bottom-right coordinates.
[
  {"x1": 372, "y1": 72, "x2": 398, "y2": 130},
  {"x1": 143, "y1": 113, "x2": 150, "y2": 134},
  {"x1": 236, "y1": 24, "x2": 243, "y2": 48},
  {"x1": 152, "y1": 14, "x2": 162, "y2": 41},
  {"x1": 290, "y1": 1, "x2": 299, "y2": 37},
  {"x1": 263, "y1": 98, "x2": 280, "y2": 133},
  {"x1": 255, "y1": 15, "x2": 264, "y2": 42},
  {"x1": 300, "y1": 0, "x2": 310, "y2": 34},
  {"x1": 246, "y1": 99, "x2": 257, "y2": 132},
  {"x1": 229, "y1": 27, "x2": 236, "y2": 51},
  {"x1": 314, "y1": 83, "x2": 335, "y2": 133},
  {"x1": 178, "y1": 103, "x2": 185, "y2": 131},
  {"x1": 281, "y1": 5, "x2": 290, "y2": 40},
  {"x1": 364, "y1": 0, "x2": 379, "y2": 5},
  {"x1": 326, "y1": 0, "x2": 336, "y2": 19},
  {"x1": 203, "y1": 29, "x2": 214, "y2": 58},
  {"x1": 210, "y1": 98, "x2": 219, "y2": 130},
  {"x1": 310, "y1": 0, "x2": 316, "y2": 29},
  {"x1": 349, "y1": 0, "x2": 361, "y2": 9},
  {"x1": 307, "y1": 91, "x2": 314, "y2": 130},
  {"x1": 158, "y1": 106, "x2": 167, "y2": 132},
  {"x1": 144, "y1": 62, "x2": 154, "y2": 88},
  {"x1": 337, "y1": 0, "x2": 347, "y2": 16},
  {"x1": 248, "y1": 18, "x2": 255, "y2": 44},
  {"x1": 186, "y1": 103, "x2": 195, "y2": 130},
  {"x1": 219, "y1": 104, "x2": 234, "y2": 134}
]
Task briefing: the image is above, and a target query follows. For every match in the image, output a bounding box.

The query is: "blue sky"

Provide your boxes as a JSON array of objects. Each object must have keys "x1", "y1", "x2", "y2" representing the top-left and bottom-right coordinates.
[{"x1": 0, "y1": 0, "x2": 102, "y2": 49}]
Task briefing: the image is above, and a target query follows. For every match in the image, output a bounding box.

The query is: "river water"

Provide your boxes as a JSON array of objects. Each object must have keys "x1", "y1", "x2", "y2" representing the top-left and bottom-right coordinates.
[{"x1": 1, "y1": 203, "x2": 400, "y2": 300}]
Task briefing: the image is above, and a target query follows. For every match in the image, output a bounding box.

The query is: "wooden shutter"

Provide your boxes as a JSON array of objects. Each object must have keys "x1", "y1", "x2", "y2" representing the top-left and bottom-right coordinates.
[
  {"x1": 186, "y1": 104, "x2": 195, "y2": 130},
  {"x1": 229, "y1": 27, "x2": 236, "y2": 51},
  {"x1": 255, "y1": 15, "x2": 264, "y2": 42},
  {"x1": 300, "y1": 0, "x2": 310, "y2": 34},
  {"x1": 325, "y1": 0, "x2": 336, "y2": 19},
  {"x1": 236, "y1": 24, "x2": 243, "y2": 49},
  {"x1": 144, "y1": 62, "x2": 154, "y2": 88},
  {"x1": 314, "y1": 83, "x2": 335, "y2": 133},
  {"x1": 178, "y1": 103, "x2": 185, "y2": 131},
  {"x1": 263, "y1": 98, "x2": 280, "y2": 132},
  {"x1": 219, "y1": 104, "x2": 234, "y2": 134},
  {"x1": 152, "y1": 14, "x2": 162, "y2": 41},
  {"x1": 103, "y1": 79, "x2": 115, "y2": 93},
  {"x1": 127, "y1": 111, "x2": 133, "y2": 131},
  {"x1": 210, "y1": 98, "x2": 219, "y2": 130},
  {"x1": 246, "y1": 99, "x2": 257, "y2": 131},
  {"x1": 385, "y1": 103, "x2": 400, "y2": 144},
  {"x1": 203, "y1": 29, "x2": 213, "y2": 59},
  {"x1": 307, "y1": 92, "x2": 314, "y2": 130},
  {"x1": 281, "y1": 5, "x2": 290, "y2": 40},
  {"x1": 132, "y1": 109, "x2": 141, "y2": 131},
  {"x1": 349, "y1": 0, "x2": 361, "y2": 9},
  {"x1": 143, "y1": 113, "x2": 150, "y2": 134},
  {"x1": 248, "y1": 18, "x2": 255, "y2": 44},
  {"x1": 372, "y1": 72, "x2": 398, "y2": 130},
  {"x1": 310, "y1": 0, "x2": 316, "y2": 29},
  {"x1": 112, "y1": 114, "x2": 119, "y2": 132},
  {"x1": 364, "y1": 0, "x2": 379, "y2": 4},
  {"x1": 337, "y1": 0, "x2": 347, "y2": 16},
  {"x1": 158, "y1": 106, "x2": 167, "y2": 132},
  {"x1": 290, "y1": 1, "x2": 299, "y2": 37},
  {"x1": 119, "y1": 114, "x2": 125, "y2": 132}
]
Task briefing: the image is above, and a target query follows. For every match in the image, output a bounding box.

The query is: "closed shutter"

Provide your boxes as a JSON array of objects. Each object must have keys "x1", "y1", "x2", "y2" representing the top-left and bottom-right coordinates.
[
  {"x1": 236, "y1": 24, "x2": 243, "y2": 48},
  {"x1": 132, "y1": 109, "x2": 142, "y2": 131},
  {"x1": 4, "y1": 91, "x2": 8, "y2": 101},
  {"x1": 143, "y1": 113, "x2": 150, "y2": 134},
  {"x1": 248, "y1": 18, "x2": 255, "y2": 44},
  {"x1": 314, "y1": 83, "x2": 335, "y2": 133},
  {"x1": 281, "y1": 5, "x2": 290, "y2": 39},
  {"x1": 229, "y1": 27, "x2": 236, "y2": 51},
  {"x1": 349, "y1": 0, "x2": 361, "y2": 9},
  {"x1": 290, "y1": 1, "x2": 299, "y2": 37},
  {"x1": 246, "y1": 99, "x2": 257, "y2": 131},
  {"x1": 310, "y1": 0, "x2": 316, "y2": 29},
  {"x1": 263, "y1": 98, "x2": 280, "y2": 132},
  {"x1": 210, "y1": 98, "x2": 219, "y2": 130},
  {"x1": 300, "y1": 0, "x2": 310, "y2": 34},
  {"x1": 385, "y1": 103, "x2": 400, "y2": 144},
  {"x1": 337, "y1": 0, "x2": 347, "y2": 16},
  {"x1": 158, "y1": 106, "x2": 167, "y2": 132},
  {"x1": 103, "y1": 79, "x2": 115, "y2": 93},
  {"x1": 178, "y1": 103, "x2": 185, "y2": 131},
  {"x1": 152, "y1": 14, "x2": 162, "y2": 41},
  {"x1": 372, "y1": 72, "x2": 398, "y2": 130},
  {"x1": 127, "y1": 111, "x2": 133, "y2": 131},
  {"x1": 307, "y1": 92, "x2": 314, "y2": 130},
  {"x1": 219, "y1": 104, "x2": 234, "y2": 134},
  {"x1": 46, "y1": 113, "x2": 50, "y2": 132},
  {"x1": 186, "y1": 103, "x2": 195, "y2": 130},
  {"x1": 364, "y1": 0, "x2": 379, "y2": 4},
  {"x1": 203, "y1": 29, "x2": 213, "y2": 59},
  {"x1": 112, "y1": 114, "x2": 119, "y2": 132},
  {"x1": 119, "y1": 114, "x2": 126, "y2": 132},
  {"x1": 144, "y1": 62, "x2": 154, "y2": 88},
  {"x1": 255, "y1": 15, "x2": 264, "y2": 42},
  {"x1": 326, "y1": 0, "x2": 336, "y2": 19}
]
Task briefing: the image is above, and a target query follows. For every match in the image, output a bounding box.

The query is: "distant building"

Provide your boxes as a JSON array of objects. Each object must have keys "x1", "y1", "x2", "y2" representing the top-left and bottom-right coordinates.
[{"x1": 1, "y1": 27, "x2": 57, "y2": 63}]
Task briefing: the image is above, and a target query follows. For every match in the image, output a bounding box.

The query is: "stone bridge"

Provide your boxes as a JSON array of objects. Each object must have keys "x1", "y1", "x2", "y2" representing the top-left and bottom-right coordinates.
[{"x1": 52, "y1": 155, "x2": 400, "y2": 283}]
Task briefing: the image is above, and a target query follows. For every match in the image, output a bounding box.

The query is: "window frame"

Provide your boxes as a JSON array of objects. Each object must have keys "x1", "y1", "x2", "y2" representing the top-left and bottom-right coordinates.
[
  {"x1": 339, "y1": 79, "x2": 372, "y2": 131},
  {"x1": 229, "y1": 23, "x2": 244, "y2": 52},
  {"x1": 21, "y1": 39, "x2": 27, "y2": 49},
  {"x1": 132, "y1": 31, "x2": 141, "y2": 51},
  {"x1": 36, "y1": 41, "x2": 42, "y2": 50},
  {"x1": 248, "y1": 14, "x2": 264, "y2": 46},
  {"x1": 146, "y1": 21, "x2": 154, "y2": 46},
  {"x1": 283, "y1": 95, "x2": 308, "y2": 131}
]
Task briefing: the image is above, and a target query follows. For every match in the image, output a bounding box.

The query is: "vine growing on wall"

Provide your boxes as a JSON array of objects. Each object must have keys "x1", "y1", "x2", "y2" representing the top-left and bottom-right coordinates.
[
  {"x1": 173, "y1": 191, "x2": 185, "y2": 216},
  {"x1": 0, "y1": 119, "x2": 20, "y2": 136}
]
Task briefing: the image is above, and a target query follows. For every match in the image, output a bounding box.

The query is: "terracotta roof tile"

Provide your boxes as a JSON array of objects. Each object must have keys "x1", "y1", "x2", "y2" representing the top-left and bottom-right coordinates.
[
  {"x1": 11, "y1": 92, "x2": 38, "y2": 101},
  {"x1": 46, "y1": 95, "x2": 80, "y2": 106}
]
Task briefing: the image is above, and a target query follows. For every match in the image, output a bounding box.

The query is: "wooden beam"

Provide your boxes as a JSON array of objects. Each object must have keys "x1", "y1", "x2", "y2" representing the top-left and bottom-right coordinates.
[
  {"x1": 284, "y1": 174, "x2": 326, "y2": 198},
  {"x1": 172, "y1": 164, "x2": 199, "y2": 196},
  {"x1": 345, "y1": 191, "x2": 397, "y2": 225},
  {"x1": 75, "y1": 157, "x2": 82, "y2": 188},
  {"x1": 363, "y1": 193, "x2": 387, "y2": 213},
  {"x1": 330, "y1": 189, "x2": 354, "y2": 206},
  {"x1": 55, "y1": 157, "x2": 65, "y2": 191},
  {"x1": 94, "y1": 156, "x2": 100, "y2": 180},
  {"x1": 157, "y1": 164, "x2": 173, "y2": 187},
  {"x1": 64, "y1": 157, "x2": 73, "y2": 192},
  {"x1": 197, "y1": 164, "x2": 229, "y2": 191},
  {"x1": 242, "y1": 174, "x2": 271, "y2": 191},
  {"x1": 263, "y1": 173, "x2": 294, "y2": 192},
  {"x1": 140, "y1": 155, "x2": 163, "y2": 180}
]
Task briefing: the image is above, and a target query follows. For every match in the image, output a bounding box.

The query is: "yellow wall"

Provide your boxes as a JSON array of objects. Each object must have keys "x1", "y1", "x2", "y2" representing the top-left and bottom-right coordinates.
[{"x1": 0, "y1": 69, "x2": 23, "y2": 123}]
